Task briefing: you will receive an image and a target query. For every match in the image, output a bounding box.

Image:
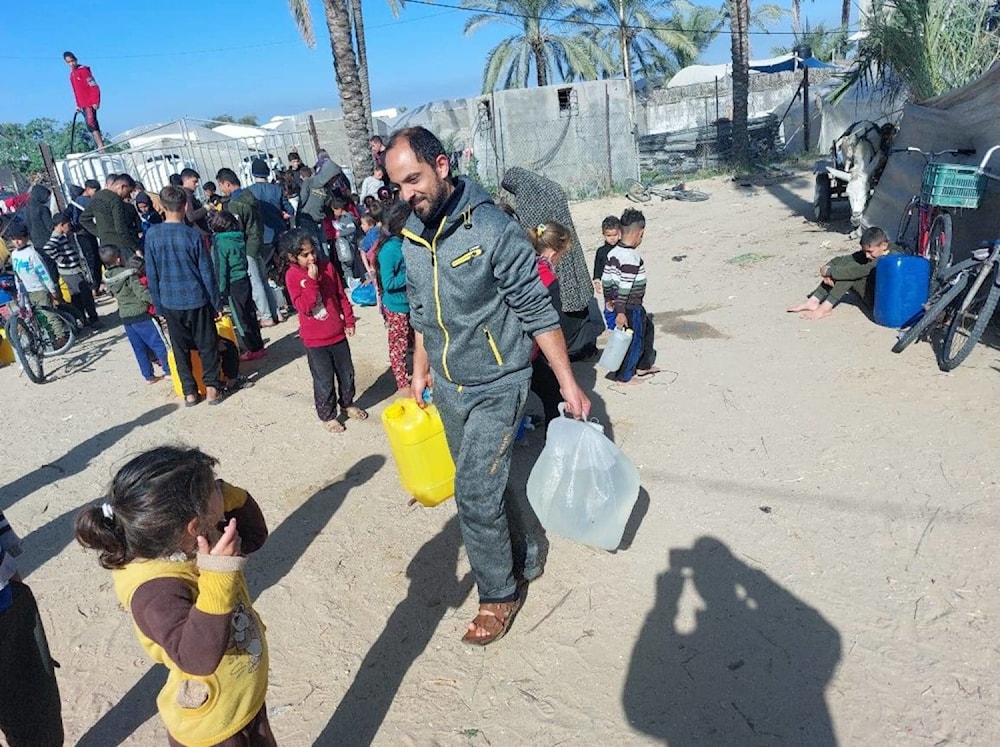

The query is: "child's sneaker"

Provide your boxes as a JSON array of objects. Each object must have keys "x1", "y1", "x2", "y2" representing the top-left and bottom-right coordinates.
[{"x1": 239, "y1": 349, "x2": 268, "y2": 362}]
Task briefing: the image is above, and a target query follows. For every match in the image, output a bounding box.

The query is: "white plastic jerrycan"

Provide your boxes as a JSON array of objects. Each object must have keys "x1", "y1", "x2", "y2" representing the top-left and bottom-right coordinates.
[
  {"x1": 598, "y1": 327, "x2": 634, "y2": 371},
  {"x1": 526, "y1": 405, "x2": 640, "y2": 550}
]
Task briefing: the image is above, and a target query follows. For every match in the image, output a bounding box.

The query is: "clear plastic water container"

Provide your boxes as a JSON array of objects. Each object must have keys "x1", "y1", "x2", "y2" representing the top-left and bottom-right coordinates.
[
  {"x1": 598, "y1": 327, "x2": 633, "y2": 371},
  {"x1": 527, "y1": 407, "x2": 641, "y2": 550}
]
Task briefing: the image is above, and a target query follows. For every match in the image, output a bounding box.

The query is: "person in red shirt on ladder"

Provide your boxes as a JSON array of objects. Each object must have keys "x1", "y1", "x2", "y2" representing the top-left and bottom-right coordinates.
[{"x1": 63, "y1": 51, "x2": 105, "y2": 153}]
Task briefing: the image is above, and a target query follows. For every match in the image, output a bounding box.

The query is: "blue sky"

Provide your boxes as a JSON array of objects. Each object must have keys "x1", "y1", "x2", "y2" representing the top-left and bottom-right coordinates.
[{"x1": 0, "y1": 0, "x2": 844, "y2": 135}]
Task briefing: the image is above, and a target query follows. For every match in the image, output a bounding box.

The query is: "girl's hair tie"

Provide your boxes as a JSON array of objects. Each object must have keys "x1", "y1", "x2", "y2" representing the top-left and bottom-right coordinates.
[
  {"x1": 536, "y1": 223, "x2": 546, "y2": 237},
  {"x1": 101, "y1": 502, "x2": 115, "y2": 521}
]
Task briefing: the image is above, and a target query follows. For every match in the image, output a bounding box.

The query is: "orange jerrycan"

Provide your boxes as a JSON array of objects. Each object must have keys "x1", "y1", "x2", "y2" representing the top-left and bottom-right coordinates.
[
  {"x1": 167, "y1": 315, "x2": 239, "y2": 398},
  {"x1": 381, "y1": 398, "x2": 455, "y2": 506}
]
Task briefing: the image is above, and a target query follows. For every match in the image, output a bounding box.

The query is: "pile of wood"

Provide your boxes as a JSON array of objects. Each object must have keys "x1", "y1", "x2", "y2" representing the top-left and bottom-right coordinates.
[{"x1": 638, "y1": 114, "x2": 780, "y2": 174}]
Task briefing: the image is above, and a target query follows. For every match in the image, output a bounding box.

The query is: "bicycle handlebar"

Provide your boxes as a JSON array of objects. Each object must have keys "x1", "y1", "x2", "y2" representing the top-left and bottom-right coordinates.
[{"x1": 889, "y1": 146, "x2": 977, "y2": 159}]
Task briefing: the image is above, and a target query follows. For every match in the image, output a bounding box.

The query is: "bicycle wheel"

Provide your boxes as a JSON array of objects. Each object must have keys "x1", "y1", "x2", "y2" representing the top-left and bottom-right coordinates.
[
  {"x1": 939, "y1": 267, "x2": 1000, "y2": 371},
  {"x1": 625, "y1": 180, "x2": 651, "y2": 203},
  {"x1": 896, "y1": 197, "x2": 918, "y2": 253},
  {"x1": 891, "y1": 273, "x2": 969, "y2": 354},
  {"x1": 928, "y1": 213, "x2": 953, "y2": 278},
  {"x1": 673, "y1": 188, "x2": 709, "y2": 202},
  {"x1": 33, "y1": 306, "x2": 75, "y2": 356},
  {"x1": 5, "y1": 316, "x2": 45, "y2": 383}
]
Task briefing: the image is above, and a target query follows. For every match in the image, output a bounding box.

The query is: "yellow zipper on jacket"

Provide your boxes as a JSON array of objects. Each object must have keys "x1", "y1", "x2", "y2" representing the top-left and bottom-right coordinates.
[{"x1": 402, "y1": 221, "x2": 453, "y2": 382}]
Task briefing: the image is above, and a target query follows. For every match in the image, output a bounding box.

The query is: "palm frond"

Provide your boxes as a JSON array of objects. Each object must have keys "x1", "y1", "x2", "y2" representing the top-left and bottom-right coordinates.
[{"x1": 287, "y1": 0, "x2": 315, "y2": 48}]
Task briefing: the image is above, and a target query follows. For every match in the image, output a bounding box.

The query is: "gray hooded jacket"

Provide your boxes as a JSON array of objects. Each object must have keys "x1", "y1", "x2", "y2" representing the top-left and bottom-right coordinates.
[{"x1": 401, "y1": 177, "x2": 560, "y2": 388}]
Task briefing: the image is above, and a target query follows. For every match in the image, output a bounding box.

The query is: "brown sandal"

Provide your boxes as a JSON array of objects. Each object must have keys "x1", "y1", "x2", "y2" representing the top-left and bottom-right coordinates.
[
  {"x1": 324, "y1": 419, "x2": 346, "y2": 433},
  {"x1": 344, "y1": 406, "x2": 368, "y2": 421},
  {"x1": 462, "y1": 595, "x2": 524, "y2": 646}
]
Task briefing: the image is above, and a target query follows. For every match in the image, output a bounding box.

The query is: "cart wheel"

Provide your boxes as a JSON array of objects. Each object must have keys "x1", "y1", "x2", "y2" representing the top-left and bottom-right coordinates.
[{"x1": 813, "y1": 174, "x2": 832, "y2": 222}]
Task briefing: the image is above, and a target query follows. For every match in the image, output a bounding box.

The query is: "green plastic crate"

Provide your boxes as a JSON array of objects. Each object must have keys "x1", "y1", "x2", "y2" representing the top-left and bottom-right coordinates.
[{"x1": 920, "y1": 162, "x2": 985, "y2": 208}]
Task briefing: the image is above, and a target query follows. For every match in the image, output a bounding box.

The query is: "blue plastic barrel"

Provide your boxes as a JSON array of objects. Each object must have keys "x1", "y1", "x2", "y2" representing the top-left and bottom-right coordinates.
[{"x1": 875, "y1": 255, "x2": 931, "y2": 328}]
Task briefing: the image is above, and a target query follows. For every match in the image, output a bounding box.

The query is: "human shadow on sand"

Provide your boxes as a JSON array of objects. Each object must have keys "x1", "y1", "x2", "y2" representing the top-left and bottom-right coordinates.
[
  {"x1": 315, "y1": 513, "x2": 474, "y2": 745},
  {"x1": 74, "y1": 454, "x2": 385, "y2": 747},
  {"x1": 624, "y1": 536, "x2": 841, "y2": 746},
  {"x1": 0, "y1": 403, "x2": 177, "y2": 513}
]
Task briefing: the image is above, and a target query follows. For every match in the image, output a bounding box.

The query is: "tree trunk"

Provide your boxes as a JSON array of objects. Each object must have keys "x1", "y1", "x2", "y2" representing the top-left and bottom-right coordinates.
[
  {"x1": 534, "y1": 43, "x2": 548, "y2": 87},
  {"x1": 791, "y1": 0, "x2": 801, "y2": 33},
  {"x1": 618, "y1": 1, "x2": 630, "y2": 81},
  {"x1": 322, "y1": 0, "x2": 373, "y2": 185},
  {"x1": 841, "y1": 0, "x2": 850, "y2": 28},
  {"x1": 349, "y1": 0, "x2": 374, "y2": 133},
  {"x1": 729, "y1": 0, "x2": 750, "y2": 170}
]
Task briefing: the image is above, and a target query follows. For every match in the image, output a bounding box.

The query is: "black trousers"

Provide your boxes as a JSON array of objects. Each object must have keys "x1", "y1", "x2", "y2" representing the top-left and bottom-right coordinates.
[
  {"x1": 305, "y1": 340, "x2": 356, "y2": 421},
  {"x1": 229, "y1": 278, "x2": 263, "y2": 352},
  {"x1": 76, "y1": 232, "x2": 102, "y2": 288},
  {"x1": 162, "y1": 304, "x2": 221, "y2": 394},
  {"x1": 530, "y1": 357, "x2": 562, "y2": 426},
  {"x1": 0, "y1": 581, "x2": 63, "y2": 747}
]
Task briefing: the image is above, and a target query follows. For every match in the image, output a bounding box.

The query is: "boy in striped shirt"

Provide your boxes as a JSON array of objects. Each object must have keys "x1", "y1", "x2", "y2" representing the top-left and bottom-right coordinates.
[{"x1": 601, "y1": 208, "x2": 659, "y2": 383}]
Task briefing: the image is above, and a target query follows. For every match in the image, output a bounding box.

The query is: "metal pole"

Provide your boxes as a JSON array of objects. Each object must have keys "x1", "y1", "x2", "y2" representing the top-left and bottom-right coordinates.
[
  {"x1": 308, "y1": 115, "x2": 321, "y2": 157},
  {"x1": 802, "y1": 66, "x2": 810, "y2": 152},
  {"x1": 39, "y1": 143, "x2": 67, "y2": 211},
  {"x1": 604, "y1": 82, "x2": 614, "y2": 189}
]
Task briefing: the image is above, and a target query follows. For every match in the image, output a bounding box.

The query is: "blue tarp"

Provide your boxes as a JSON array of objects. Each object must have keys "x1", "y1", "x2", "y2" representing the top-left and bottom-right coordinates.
[{"x1": 749, "y1": 56, "x2": 835, "y2": 74}]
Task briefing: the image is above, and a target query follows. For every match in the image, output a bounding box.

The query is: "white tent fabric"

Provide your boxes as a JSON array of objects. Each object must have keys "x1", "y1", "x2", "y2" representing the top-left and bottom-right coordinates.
[
  {"x1": 863, "y1": 62, "x2": 1000, "y2": 256},
  {"x1": 666, "y1": 54, "x2": 803, "y2": 88}
]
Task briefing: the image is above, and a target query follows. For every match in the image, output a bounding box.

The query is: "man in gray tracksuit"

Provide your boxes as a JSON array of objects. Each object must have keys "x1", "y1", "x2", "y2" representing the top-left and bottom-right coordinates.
[{"x1": 386, "y1": 126, "x2": 591, "y2": 645}]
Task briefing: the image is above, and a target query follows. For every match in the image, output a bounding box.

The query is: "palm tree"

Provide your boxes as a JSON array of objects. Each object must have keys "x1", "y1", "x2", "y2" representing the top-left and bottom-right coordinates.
[
  {"x1": 669, "y1": 3, "x2": 727, "y2": 71},
  {"x1": 462, "y1": 0, "x2": 612, "y2": 91},
  {"x1": 349, "y1": 1, "x2": 405, "y2": 135},
  {"x1": 841, "y1": 0, "x2": 850, "y2": 28},
  {"x1": 729, "y1": 0, "x2": 750, "y2": 169},
  {"x1": 571, "y1": 0, "x2": 697, "y2": 83},
  {"x1": 286, "y1": 0, "x2": 382, "y2": 181},
  {"x1": 837, "y1": 0, "x2": 1000, "y2": 103},
  {"x1": 714, "y1": 1, "x2": 788, "y2": 57},
  {"x1": 771, "y1": 21, "x2": 850, "y2": 61}
]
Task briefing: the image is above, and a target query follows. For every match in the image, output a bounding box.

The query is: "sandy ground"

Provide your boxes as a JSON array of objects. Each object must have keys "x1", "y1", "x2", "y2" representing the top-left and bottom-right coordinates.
[{"x1": 4, "y1": 171, "x2": 1000, "y2": 746}]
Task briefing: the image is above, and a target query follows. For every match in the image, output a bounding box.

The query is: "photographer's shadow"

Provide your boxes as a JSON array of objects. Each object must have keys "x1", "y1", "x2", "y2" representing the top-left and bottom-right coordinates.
[{"x1": 624, "y1": 536, "x2": 841, "y2": 746}]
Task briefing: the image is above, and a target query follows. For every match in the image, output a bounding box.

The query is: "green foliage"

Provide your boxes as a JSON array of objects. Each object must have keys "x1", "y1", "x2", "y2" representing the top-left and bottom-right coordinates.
[
  {"x1": 0, "y1": 118, "x2": 90, "y2": 174},
  {"x1": 210, "y1": 114, "x2": 260, "y2": 126},
  {"x1": 463, "y1": 0, "x2": 613, "y2": 91},
  {"x1": 771, "y1": 20, "x2": 851, "y2": 60},
  {"x1": 837, "y1": 0, "x2": 1000, "y2": 103},
  {"x1": 569, "y1": 0, "x2": 698, "y2": 82}
]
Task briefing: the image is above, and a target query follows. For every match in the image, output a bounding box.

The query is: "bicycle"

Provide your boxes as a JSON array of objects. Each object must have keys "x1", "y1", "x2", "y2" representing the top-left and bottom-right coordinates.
[
  {"x1": 626, "y1": 179, "x2": 709, "y2": 204},
  {"x1": 893, "y1": 145, "x2": 1000, "y2": 281},
  {"x1": 3, "y1": 300, "x2": 78, "y2": 384},
  {"x1": 891, "y1": 237, "x2": 1000, "y2": 370}
]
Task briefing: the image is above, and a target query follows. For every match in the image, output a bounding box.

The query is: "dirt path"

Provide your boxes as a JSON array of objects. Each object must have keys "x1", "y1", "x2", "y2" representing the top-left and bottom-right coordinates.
[{"x1": 4, "y1": 170, "x2": 999, "y2": 746}]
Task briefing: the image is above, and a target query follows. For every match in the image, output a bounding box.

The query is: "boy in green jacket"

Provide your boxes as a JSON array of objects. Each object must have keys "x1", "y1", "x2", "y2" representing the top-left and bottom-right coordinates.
[
  {"x1": 788, "y1": 226, "x2": 896, "y2": 320},
  {"x1": 209, "y1": 211, "x2": 266, "y2": 360},
  {"x1": 100, "y1": 245, "x2": 170, "y2": 383}
]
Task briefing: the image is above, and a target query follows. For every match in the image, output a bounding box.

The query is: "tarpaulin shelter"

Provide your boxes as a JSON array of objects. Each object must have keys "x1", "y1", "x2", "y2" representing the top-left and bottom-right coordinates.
[{"x1": 863, "y1": 61, "x2": 1000, "y2": 256}]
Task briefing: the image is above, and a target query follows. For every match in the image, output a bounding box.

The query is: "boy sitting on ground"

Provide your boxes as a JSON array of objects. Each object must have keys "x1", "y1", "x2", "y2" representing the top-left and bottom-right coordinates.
[{"x1": 788, "y1": 226, "x2": 897, "y2": 320}]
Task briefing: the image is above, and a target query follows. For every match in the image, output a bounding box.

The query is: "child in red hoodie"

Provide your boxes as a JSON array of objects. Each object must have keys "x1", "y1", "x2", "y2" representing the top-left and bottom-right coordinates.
[{"x1": 282, "y1": 229, "x2": 368, "y2": 433}]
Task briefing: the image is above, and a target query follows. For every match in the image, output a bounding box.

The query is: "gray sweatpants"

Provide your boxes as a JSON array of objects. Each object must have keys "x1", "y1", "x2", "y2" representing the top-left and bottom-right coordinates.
[{"x1": 434, "y1": 375, "x2": 541, "y2": 603}]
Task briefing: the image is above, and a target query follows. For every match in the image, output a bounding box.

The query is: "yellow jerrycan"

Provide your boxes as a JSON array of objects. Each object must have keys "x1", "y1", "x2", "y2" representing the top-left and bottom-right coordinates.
[
  {"x1": 381, "y1": 398, "x2": 455, "y2": 506},
  {"x1": 167, "y1": 315, "x2": 239, "y2": 398}
]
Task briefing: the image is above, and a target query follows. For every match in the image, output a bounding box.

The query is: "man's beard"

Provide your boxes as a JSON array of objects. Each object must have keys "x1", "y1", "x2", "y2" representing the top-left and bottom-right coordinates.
[{"x1": 413, "y1": 180, "x2": 449, "y2": 222}]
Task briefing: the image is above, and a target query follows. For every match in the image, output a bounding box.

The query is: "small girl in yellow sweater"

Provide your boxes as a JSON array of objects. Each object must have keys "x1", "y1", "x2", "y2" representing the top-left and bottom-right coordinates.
[{"x1": 75, "y1": 446, "x2": 273, "y2": 747}]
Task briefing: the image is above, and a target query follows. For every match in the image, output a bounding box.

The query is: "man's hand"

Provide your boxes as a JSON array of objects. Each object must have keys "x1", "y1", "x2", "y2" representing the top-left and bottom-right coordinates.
[
  {"x1": 615, "y1": 312, "x2": 628, "y2": 329},
  {"x1": 559, "y1": 378, "x2": 591, "y2": 421},
  {"x1": 410, "y1": 332, "x2": 431, "y2": 407},
  {"x1": 820, "y1": 264, "x2": 829, "y2": 276},
  {"x1": 593, "y1": 279, "x2": 602, "y2": 294}
]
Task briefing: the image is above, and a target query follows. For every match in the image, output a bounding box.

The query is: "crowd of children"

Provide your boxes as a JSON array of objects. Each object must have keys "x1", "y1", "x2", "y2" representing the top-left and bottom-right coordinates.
[{"x1": 0, "y1": 151, "x2": 677, "y2": 745}]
